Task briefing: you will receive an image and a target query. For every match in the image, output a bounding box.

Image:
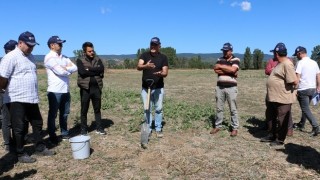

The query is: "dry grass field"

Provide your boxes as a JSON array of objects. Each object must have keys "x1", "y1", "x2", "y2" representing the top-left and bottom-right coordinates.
[{"x1": 1, "y1": 69, "x2": 320, "y2": 179}]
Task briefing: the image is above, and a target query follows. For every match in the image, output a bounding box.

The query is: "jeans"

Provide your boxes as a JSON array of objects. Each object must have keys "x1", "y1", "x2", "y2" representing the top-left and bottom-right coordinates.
[
  {"x1": 215, "y1": 86, "x2": 239, "y2": 129},
  {"x1": 7, "y1": 102, "x2": 44, "y2": 154},
  {"x1": 141, "y1": 88, "x2": 164, "y2": 132},
  {"x1": 1, "y1": 93, "x2": 12, "y2": 146},
  {"x1": 47, "y1": 92, "x2": 71, "y2": 137},
  {"x1": 297, "y1": 88, "x2": 318, "y2": 128},
  {"x1": 80, "y1": 86, "x2": 102, "y2": 131}
]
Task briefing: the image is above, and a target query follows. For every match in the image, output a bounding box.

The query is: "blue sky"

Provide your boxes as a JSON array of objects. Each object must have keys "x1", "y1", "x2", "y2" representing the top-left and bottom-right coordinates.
[{"x1": 1, "y1": 0, "x2": 320, "y2": 57}]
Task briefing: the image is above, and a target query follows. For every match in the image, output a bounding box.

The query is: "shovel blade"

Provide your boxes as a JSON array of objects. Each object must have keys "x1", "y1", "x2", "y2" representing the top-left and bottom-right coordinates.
[{"x1": 140, "y1": 121, "x2": 150, "y2": 145}]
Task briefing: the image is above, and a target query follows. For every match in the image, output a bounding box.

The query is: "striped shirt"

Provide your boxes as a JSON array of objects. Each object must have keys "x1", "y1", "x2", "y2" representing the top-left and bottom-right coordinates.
[
  {"x1": 216, "y1": 56, "x2": 240, "y2": 87},
  {"x1": 44, "y1": 51, "x2": 77, "y2": 93},
  {"x1": 0, "y1": 48, "x2": 39, "y2": 104}
]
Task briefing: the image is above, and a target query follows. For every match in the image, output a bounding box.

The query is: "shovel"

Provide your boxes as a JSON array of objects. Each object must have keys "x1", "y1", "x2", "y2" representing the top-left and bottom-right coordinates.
[{"x1": 141, "y1": 79, "x2": 154, "y2": 148}]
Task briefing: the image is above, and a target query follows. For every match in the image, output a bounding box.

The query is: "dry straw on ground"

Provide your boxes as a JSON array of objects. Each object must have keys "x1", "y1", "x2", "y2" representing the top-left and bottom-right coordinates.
[{"x1": 0, "y1": 69, "x2": 320, "y2": 179}]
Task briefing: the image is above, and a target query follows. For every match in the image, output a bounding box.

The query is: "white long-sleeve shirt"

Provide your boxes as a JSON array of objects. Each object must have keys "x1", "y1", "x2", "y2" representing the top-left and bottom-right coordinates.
[{"x1": 44, "y1": 51, "x2": 77, "y2": 93}]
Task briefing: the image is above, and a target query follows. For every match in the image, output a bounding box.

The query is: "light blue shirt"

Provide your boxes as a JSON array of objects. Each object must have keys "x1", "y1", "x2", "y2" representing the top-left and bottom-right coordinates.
[{"x1": 0, "y1": 48, "x2": 39, "y2": 104}]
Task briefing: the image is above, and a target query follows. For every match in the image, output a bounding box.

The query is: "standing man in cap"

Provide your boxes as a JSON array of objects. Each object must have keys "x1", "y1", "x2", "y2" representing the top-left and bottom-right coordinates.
[
  {"x1": 292, "y1": 46, "x2": 320, "y2": 136},
  {"x1": 137, "y1": 37, "x2": 169, "y2": 147},
  {"x1": 0, "y1": 31, "x2": 55, "y2": 163},
  {"x1": 265, "y1": 51, "x2": 294, "y2": 136},
  {"x1": 1, "y1": 40, "x2": 18, "y2": 151},
  {"x1": 210, "y1": 42, "x2": 240, "y2": 137},
  {"x1": 77, "y1": 42, "x2": 105, "y2": 135},
  {"x1": 44, "y1": 36, "x2": 77, "y2": 144},
  {"x1": 260, "y1": 42, "x2": 298, "y2": 146}
]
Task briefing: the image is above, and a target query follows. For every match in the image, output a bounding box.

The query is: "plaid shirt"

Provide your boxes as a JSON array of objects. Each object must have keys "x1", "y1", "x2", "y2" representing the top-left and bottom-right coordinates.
[{"x1": 0, "y1": 48, "x2": 39, "y2": 104}]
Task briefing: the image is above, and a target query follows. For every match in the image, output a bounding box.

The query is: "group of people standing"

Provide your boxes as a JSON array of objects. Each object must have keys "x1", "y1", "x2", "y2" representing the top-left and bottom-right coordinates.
[
  {"x1": 0, "y1": 31, "x2": 107, "y2": 163},
  {"x1": 210, "y1": 41, "x2": 320, "y2": 147},
  {"x1": 0, "y1": 31, "x2": 169, "y2": 162},
  {"x1": 2, "y1": 31, "x2": 318, "y2": 163}
]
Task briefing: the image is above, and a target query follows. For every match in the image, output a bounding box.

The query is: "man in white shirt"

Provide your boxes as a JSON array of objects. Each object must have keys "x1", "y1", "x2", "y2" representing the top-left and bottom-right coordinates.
[
  {"x1": 44, "y1": 36, "x2": 77, "y2": 144},
  {"x1": 293, "y1": 46, "x2": 320, "y2": 136},
  {"x1": 0, "y1": 31, "x2": 55, "y2": 163}
]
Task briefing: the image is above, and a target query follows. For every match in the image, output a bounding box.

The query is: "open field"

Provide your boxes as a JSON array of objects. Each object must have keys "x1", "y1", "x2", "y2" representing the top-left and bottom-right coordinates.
[{"x1": 1, "y1": 69, "x2": 320, "y2": 179}]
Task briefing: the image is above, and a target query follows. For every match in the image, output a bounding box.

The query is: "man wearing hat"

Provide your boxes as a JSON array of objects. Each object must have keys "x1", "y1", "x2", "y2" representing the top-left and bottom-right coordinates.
[
  {"x1": 0, "y1": 40, "x2": 18, "y2": 152},
  {"x1": 292, "y1": 46, "x2": 320, "y2": 136},
  {"x1": 44, "y1": 36, "x2": 77, "y2": 144},
  {"x1": 137, "y1": 37, "x2": 169, "y2": 148},
  {"x1": 210, "y1": 42, "x2": 240, "y2": 137},
  {"x1": 0, "y1": 31, "x2": 55, "y2": 163},
  {"x1": 260, "y1": 42, "x2": 298, "y2": 146}
]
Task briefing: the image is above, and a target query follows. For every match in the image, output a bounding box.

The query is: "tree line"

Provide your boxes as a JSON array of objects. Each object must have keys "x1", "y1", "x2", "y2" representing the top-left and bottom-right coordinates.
[{"x1": 72, "y1": 45, "x2": 320, "y2": 70}]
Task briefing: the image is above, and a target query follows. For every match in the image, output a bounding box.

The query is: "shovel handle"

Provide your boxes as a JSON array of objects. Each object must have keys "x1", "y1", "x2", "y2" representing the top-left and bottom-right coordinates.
[{"x1": 145, "y1": 87, "x2": 151, "y2": 111}]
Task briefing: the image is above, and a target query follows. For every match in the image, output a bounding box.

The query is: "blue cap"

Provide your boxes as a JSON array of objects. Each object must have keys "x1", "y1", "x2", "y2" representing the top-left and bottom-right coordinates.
[
  {"x1": 18, "y1": 31, "x2": 39, "y2": 46},
  {"x1": 4, "y1": 40, "x2": 18, "y2": 51},
  {"x1": 150, "y1": 37, "x2": 161, "y2": 45},
  {"x1": 270, "y1": 42, "x2": 287, "y2": 53},
  {"x1": 221, "y1": 42, "x2": 233, "y2": 51},
  {"x1": 292, "y1": 46, "x2": 307, "y2": 56},
  {"x1": 47, "y1": 36, "x2": 66, "y2": 46}
]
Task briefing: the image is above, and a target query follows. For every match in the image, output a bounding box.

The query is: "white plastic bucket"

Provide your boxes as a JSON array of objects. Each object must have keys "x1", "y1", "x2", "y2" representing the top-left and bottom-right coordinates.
[{"x1": 69, "y1": 135, "x2": 91, "y2": 159}]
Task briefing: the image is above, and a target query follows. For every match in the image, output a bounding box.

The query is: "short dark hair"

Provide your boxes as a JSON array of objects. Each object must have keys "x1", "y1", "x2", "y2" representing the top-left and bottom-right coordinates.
[
  {"x1": 82, "y1": 42, "x2": 94, "y2": 52},
  {"x1": 277, "y1": 51, "x2": 287, "y2": 57}
]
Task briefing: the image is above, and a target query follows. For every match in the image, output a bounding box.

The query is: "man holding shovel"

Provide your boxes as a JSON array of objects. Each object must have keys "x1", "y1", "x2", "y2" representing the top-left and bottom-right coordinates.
[{"x1": 137, "y1": 37, "x2": 169, "y2": 148}]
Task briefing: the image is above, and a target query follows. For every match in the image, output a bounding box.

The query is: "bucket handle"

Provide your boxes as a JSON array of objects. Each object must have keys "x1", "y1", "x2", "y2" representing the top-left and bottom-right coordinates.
[{"x1": 71, "y1": 141, "x2": 88, "y2": 152}]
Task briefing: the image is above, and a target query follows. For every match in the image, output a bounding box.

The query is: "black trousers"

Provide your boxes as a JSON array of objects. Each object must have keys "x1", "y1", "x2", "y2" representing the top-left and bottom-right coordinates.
[
  {"x1": 269, "y1": 102, "x2": 291, "y2": 142},
  {"x1": 7, "y1": 102, "x2": 44, "y2": 154},
  {"x1": 80, "y1": 86, "x2": 102, "y2": 131}
]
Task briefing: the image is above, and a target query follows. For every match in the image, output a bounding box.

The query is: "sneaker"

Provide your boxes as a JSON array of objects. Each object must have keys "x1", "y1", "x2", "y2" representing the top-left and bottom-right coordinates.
[
  {"x1": 49, "y1": 136, "x2": 59, "y2": 145},
  {"x1": 35, "y1": 147, "x2": 56, "y2": 156},
  {"x1": 81, "y1": 129, "x2": 88, "y2": 135},
  {"x1": 61, "y1": 135, "x2": 70, "y2": 141},
  {"x1": 311, "y1": 126, "x2": 319, "y2": 137},
  {"x1": 230, "y1": 130, "x2": 238, "y2": 137},
  {"x1": 156, "y1": 131, "x2": 163, "y2": 138},
  {"x1": 260, "y1": 134, "x2": 276, "y2": 142},
  {"x1": 270, "y1": 140, "x2": 284, "y2": 147},
  {"x1": 141, "y1": 143, "x2": 148, "y2": 149},
  {"x1": 18, "y1": 153, "x2": 36, "y2": 163},
  {"x1": 293, "y1": 123, "x2": 304, "y2": 131},
  {"x1": 210, "y1": 128, "x2": 220, "y2": 134},
  {"x1": 96, "y1": 129, "x2": 106, "y2": 135}
]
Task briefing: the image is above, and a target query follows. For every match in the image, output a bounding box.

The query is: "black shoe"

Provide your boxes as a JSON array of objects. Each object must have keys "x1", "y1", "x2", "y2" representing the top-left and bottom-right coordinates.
[
  {"x1": 311, "y1": 126, "x2": 319, "y2": 137},
  {"x1": 141, "y1": 143, "x2": 148, "y2": 149},
  {"x1": 34, "y1": 147, "x2": 55, "y2": 156},
  {"x1": 61, "y1": 135, "x2": 70, "y2": 141},
  {"x1": 96, "y1": 129, "x2": 106, "y2": 135},
  {"x1": 260, "y1": 134, "x2": 276, "y2": 142},
  {"x1": 49, "y1": 136, "x2": 59, "y2": 145},
  {"x1": 81, "y1": 129, "x2": 88, "y2": 135},
  {"x1": 270, "y1": 140, "x2": 284, "y2": 147},
  {"x1": 293, "y1": 123, "x2": 304, "y2": 131},
  {"x1": 18, "y1": 153, "x2": 36, "y2": 163}
]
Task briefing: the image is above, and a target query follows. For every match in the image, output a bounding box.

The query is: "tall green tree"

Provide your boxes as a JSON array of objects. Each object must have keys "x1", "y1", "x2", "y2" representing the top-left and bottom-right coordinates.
[
  {"x1": 243, "y1": 47, "x2": 252, "y2": 70},
  {"x1": 252, "y1": 49, "x2": 264, "y2": 69},
  {"x1": 73, "y1": 50, "x2": 83, "y2": 58},
  {"x1": 311, "y1": 45, "x2": 320, "y2": 66}
]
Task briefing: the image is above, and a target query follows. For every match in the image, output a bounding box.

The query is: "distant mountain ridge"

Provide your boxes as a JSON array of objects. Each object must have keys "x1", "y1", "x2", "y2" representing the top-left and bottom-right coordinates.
[{"x1": 31, "y1": 53, "x2": 273, "y2": 62}]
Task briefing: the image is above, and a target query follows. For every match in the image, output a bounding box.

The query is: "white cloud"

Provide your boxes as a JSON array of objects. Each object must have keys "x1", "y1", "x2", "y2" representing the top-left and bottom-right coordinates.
[
  {"x1": 100, "y1": 7, "x2": 111, "y2": 15},
  {"x1": 240, "y1": 1, "x2": 251, "y2": 11},
  {"x1": 230, "y1": 1, "x2": 251, "y2": 11}
]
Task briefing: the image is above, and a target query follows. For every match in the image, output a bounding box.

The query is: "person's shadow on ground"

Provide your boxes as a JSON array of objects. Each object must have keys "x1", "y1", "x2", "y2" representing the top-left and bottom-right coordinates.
[
  {"x1": 68, "y1": 118, "x2": 114, "y2": 136},
  {"x1": 276, "y1": 143, "x2": 320, "y2": 173},
  {"x1": 0, "y1": 152, "x2": 37, "y2": 178},
  {"x1": 243, "y1": 116, "x2": 270, "y2": 139}
]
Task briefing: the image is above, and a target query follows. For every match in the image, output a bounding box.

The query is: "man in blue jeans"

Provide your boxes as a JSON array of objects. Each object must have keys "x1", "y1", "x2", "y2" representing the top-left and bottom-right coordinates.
[
  {"x1": 137, "y1": 37, "x2": 169, "y2": 147},
  {"x1": 210, "y1": 42, "x2": 240, "y2": 137},
  {"x1": 44, "y1": 36, "x2": 77, "y2": 144}
]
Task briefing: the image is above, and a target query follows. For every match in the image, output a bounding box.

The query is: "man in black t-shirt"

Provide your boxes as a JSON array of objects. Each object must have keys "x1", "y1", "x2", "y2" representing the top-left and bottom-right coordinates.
[{"x1": 137, "y1": 37, "x2": 169, "y2": 146}]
